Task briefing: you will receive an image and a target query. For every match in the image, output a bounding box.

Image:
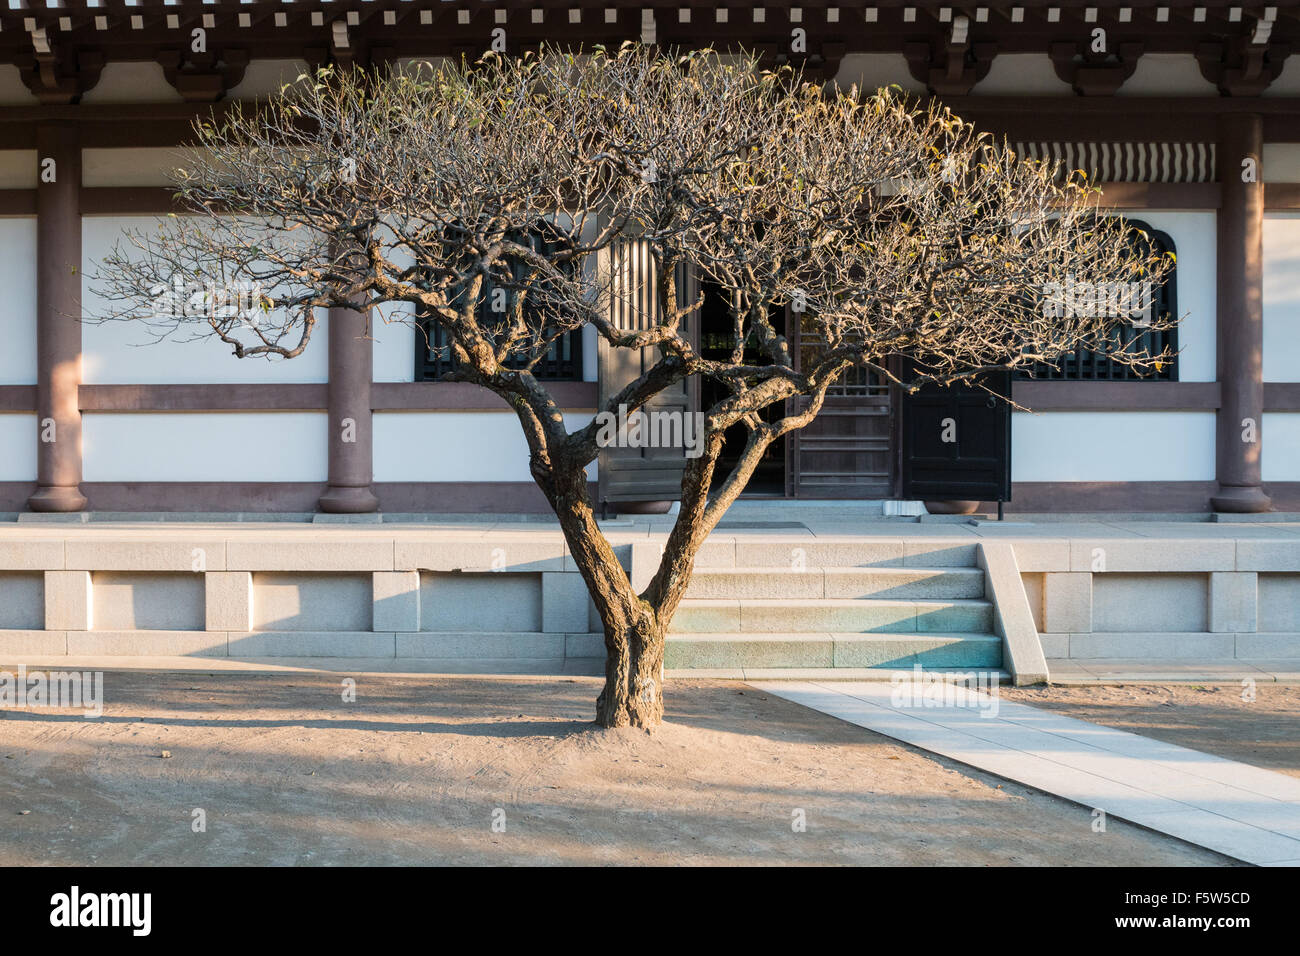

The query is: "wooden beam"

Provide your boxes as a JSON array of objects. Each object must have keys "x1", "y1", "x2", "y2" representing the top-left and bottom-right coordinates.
[
  {"x1": 1089, "y1": 182, "x2": 1222, "y2": 209},
  {"x1": 1015, "y1": 380, "x2": 1221, "y2": 412}
]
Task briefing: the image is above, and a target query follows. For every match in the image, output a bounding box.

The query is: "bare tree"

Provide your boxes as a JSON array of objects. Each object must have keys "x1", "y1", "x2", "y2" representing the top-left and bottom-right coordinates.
[{"x1": 90, "y1": 46, "x2": 1173, "y2": 729}]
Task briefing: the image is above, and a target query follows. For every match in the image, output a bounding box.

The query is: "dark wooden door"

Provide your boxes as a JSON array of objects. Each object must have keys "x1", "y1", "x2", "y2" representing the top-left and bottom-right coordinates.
[
  {"x1": 899, "y1": 368, "x2": 1012, "y2": 503},
  {"x1": 787, "y1": 318, "x2": 895, "y2": 499}
]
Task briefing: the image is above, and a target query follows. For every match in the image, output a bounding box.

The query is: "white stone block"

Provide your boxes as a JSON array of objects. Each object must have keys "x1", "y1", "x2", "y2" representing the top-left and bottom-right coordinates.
[
  {"x1": 373, "y1": 571, "x2": 420, "y2": 632},
  {"x1": 45, "y1": 570, "x2": 91, "y2": 631},
  {"x1": 206, "y1": 571, "x2": 253, "y2": 632},
  {"x1": 1210, "y1": 572, "x2": 1257, "y2": 633},
  {"x1": 542, "y1": 572, "x2": 590, "y2": 633},
  {"x1": 1043, "y1": 572, "x2": 1092, "y2": 634}
]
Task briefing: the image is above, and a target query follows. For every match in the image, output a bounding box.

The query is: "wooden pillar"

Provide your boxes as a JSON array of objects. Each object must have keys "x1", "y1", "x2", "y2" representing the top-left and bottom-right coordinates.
[
  {"x1": 1212, "y1": 113, "x2": 1272, "y2": 513},
  {"x1": 28, "y1": 122, "x2": 86, "y2": 513},
  {"x1": 317, "y1": 304, "x2": 378, "y2": 513}
]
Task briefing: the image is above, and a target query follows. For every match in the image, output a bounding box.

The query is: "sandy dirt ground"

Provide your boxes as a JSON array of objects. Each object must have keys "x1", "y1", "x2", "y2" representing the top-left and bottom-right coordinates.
[
  {"x1": 0, "y1": 671, "x2": 1240, "y2": 866},
  {"x1": 1003, "y1": 682, "x2": 1300, "y2": 779}
]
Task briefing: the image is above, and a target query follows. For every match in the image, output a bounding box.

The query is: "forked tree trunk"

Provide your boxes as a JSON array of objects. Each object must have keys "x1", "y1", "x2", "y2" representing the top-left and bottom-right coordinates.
[
  {"x1": 537, "y1": 462, "x2": 668, "y2": 728},
  {"x1": 529, "y1": 423, "x2": 722, "y2": 731},
  {"x1": 595, "y1": 606, "x2": 666, "y2": 728}
]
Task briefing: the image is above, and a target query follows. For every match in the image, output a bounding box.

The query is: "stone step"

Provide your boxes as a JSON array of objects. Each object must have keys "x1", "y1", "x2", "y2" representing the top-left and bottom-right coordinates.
[
  {"x1": 672, "y1": 597, "x2": 994, "y2": 634},
  {"x1": 666, "y1": 667, "x2": 1014, "y2": 681},
  {"x1": 664, "y1": 632, "x2": 1003, "y2": 669},
  {"x1": 728, "y1": 540, "x2": 979, "y2": 569},
  {"x1": 685, "y1": 566, "x2": 986, "y2": 601}
]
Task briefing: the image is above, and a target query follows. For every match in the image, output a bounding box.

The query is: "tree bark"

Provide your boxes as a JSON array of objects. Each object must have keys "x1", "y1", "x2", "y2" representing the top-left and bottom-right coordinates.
[{"x1": 594, "y1": 607, "x2": 666, "y2": 729}]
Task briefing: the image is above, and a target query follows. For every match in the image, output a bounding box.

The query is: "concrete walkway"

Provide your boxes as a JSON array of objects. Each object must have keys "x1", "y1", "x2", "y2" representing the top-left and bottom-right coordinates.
[{"x1": 764, "y1": 679, "x2": 1300, "y2": 866}]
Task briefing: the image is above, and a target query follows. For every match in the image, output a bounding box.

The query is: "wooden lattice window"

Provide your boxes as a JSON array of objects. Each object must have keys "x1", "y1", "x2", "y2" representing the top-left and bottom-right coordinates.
[
  {"x1": 414, "y1": 231, "x2": 584, "y2": 382},
  {"x1": 1017, "y1": 219, "x2": 1178, "y2": 382}
]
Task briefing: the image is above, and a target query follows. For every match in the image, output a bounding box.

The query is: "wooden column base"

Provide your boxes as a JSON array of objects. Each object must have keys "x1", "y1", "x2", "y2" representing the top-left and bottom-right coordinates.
[
  {"x1": 27, "y1": 484, "x2": 87, "y2": 513},
  {"x1": 318, "y1": 484, "x2": 379, "y2": 514},
  {"x1": 1211, "y1": 484, "x2": 1272, "y2": 514}
]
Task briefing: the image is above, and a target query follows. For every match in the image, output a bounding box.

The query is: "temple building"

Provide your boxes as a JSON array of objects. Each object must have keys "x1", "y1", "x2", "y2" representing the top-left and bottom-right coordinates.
[{"x1": 1, "y1": 0, "x2": 1297, "y2": 516}]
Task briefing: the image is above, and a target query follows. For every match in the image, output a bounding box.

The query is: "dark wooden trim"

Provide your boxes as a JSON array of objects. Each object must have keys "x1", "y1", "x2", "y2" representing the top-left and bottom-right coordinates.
[
  {"x1": 999, "y1": 481, "x2": 1218, "y2": 513},
  {"x1": 77, "y1": 381, "x2": 599, "y2": 412},
  {"x1": 30, "y1": 121, "x2": 88, "y2": 513},
  {"x1": 0, "y1": 482, "x2": 37, "y2": 512},
  {"x1": 80, "y1": 187, "x2": 179, "y2": 216},
  {"x1": 1212, "y1": 111, "x2": 1271, "y2": 512},
  {"x1": 371, "y1": 381, "x2": 598, "y2": 411},
  {"x1": 1015, "y1": 380, "x2": 1221, "y2": 412},
  {"x1": 999, "y1": 480, "x2": 1300, "y2": 514},
  {"x1": 377, "y1": 481, "x2": 594, "y2": 515},
  {"x1": 319, "y1": 301, "x2": 378, "y2": 513},
  {"x1": 0, "y1": 191, "x2": 36, "y2": 217},
  {"x1": 0, "y1": 95, "x2": 1297, "y2": 153},
  {"x1": 80, "y1": 481, "x2": 325, "y2": 513},
  {"x1": 0, "y1": 385, "x2": 37, "y2": 412},
  {"x1": 1262, "y1": 482, "x2": 1300, "y2": 512},
  {"x1": 1265, "y1": 183, "x2": 1300, "y2": 210},
  {"x1": 940, "y1": 97, "x2": 1300, "y2": 144},
  {"x1": 1090, "y1": 182, "x2": 1221, "y2": 210},
  {"x1": 78, "y1": 383, "x2": 328, "y2": 412},
  {"x1": 1264, "y1": 383, "x2": 1300, "y2": 412},
  {"x1": 67, "y1": 480, "x2": 591, "y2": 514}
]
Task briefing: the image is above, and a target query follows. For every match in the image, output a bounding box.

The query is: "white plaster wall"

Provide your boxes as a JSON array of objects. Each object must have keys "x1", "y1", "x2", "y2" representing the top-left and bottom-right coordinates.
[
  {"x1": 1131, "y1": 211, "x2": 1216, "y2": 383},
  {"x1": 374, "y1": 412, "x2": 596, "y2": 482},
  {"x1": 0, "y1": 218, "x2": 37, "y2": 385},
  {"x1": 1012, "y1": 411, "x2": 1216, "y2": 482},
  {"x1": 1264, "y1": 56, "x2": 1300, "y2": 97},
  {"x1": 83, "y1": 412, "x2": 327, "y2": 482},
  {"x1": 1263, "y1": 413, "x2": 1300, "y2": 483},
  {"x1": 582, "y1": 324, "x2": 598, "y2": 382},
  {"x1": 1116, "y1": 55, "x2": 1217, "y2": 97},
  {"x1": 80, "y1": 63, "x2": 184, "y2": 105},
  {"x1": 228, "y1": 60, "x2": 313, "y2": 101},
  {"x1": 372, "y1": 303, "x2": 418, "y2": 383},
  {"x1": 0, "y1": 66, "x2": 37, "y2": 106},
  {"x1": 0, "y1": 151, "x2": 37, "y2": 189},
  {"x1": 83, "y1": 148, "x2": 191, "y2": 188},
  {"x1": 80, "y1": 216, "x2": 330, "y2": 384},
  {"x1": 1264, "y1": 213, "x2": 1300, "y2": 383},
  {"x1": 832, "y1": 54, "x2": 923, "y2": 95},
  {"x1": 1263, "y1": 145, "x2": 1300, "y2": 183},
  {"x1": 973, "y1": 55, "x2": 1069, "y2": 95},
  {"x1": 0, "y1": 414, "x2": 37, "y2": 481}
]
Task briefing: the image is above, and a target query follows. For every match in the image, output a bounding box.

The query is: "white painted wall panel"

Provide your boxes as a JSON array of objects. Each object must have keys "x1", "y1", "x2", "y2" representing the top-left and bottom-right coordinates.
[
  {"x1": 83, "y1": 412, "x2": 327, "y2": 482},
  {"x1": 973, "y1": 55, "x2": 1069, "y2": 95},
  {"x1": 0, "y1": 66, "x2": 37, "y2": 106},
  {"x1": 80, "y1": 62, "x2": 183, "y2": 104},
  {"x1": 0, "y1": 414, "x2": 37, "y2": 481},
  {"x1": 374, "y1": 412, "x2": 596, "y2": 482},
  {"x1": 832, "y1": 54, "x2": 923, "y2": 94},
  {"x1": 0, "y1": 151, "x2": 37, "y2": 189},
  {"x1": 1115, "y1": 55, "x2": 1216, "y2": 96},
  {"x1": 372, "y1": 302, "x2": 417, "y2": 383},
  {"x1": 1136, "y1": 211, "x2": 1216, "y2": 383},
  {"x1": 81, "y1": 216, "x2": 330, "y2": 384},
  {"x1": 1265, "y1": 56, "x2": 1300, "y2": 96},
  {"x1": 1264, "y1": 213, "x2": 1300, "y2": 383},
  {"x1": 1263, "y1": 145, "x2": 1300, "y2": 183},
  {"x1": 1263, "y1": 413, "x2": 1300, "y2": 482},
  {"x1": 0, "y1": 218, "x2": 37, "y2": 385},
  {"x1": 228, "y1": 60, "x2": 312, "y2": 101},
  {"x1": 1012, "y1": 411, "x2": 1216, "y2": 482},
  {"x1": 582, "y1": 324, "x2": 598, "y2": 382},
  {"x1": 83, "y1": 148, "x2": 189, "y2": 188}
]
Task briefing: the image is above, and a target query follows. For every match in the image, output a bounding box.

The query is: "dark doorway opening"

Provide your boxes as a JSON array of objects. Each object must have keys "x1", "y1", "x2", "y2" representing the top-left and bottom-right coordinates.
[{"x1": 697, "y1": 281, "x2": 787, "y2": 495}]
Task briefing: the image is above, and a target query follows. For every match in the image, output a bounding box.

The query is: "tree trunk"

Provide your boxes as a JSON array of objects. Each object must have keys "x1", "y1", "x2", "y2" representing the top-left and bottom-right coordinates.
[{"x1": 595, "y1": 608, "x2": 666, "y2": 729}]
